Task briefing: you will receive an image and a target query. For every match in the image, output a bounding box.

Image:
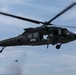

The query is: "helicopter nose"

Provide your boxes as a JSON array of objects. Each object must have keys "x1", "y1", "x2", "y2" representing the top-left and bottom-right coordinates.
[{"x1": 74, "y1": 34, "x2": 76, "y2": 40}]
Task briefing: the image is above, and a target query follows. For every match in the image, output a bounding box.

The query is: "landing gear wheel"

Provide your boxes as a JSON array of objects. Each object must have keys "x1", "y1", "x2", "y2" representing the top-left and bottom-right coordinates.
[{"x1": 56, "y1": 45, "x2": 61, "y2": 49}]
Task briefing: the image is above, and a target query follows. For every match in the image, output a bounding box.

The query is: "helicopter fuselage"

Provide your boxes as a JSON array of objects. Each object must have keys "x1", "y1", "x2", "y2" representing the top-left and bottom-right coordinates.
[{"x1": 0, "y1": 26, "x2": 75, "y2": 48}]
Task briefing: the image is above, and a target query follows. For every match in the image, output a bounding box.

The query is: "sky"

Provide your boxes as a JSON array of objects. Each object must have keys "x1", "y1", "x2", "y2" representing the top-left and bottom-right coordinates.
[{"x1": 0, "y1": 0, "x2": 76, "y2": 75}]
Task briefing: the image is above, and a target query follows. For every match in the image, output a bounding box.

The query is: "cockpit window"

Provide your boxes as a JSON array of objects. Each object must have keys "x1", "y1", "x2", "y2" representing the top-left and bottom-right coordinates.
[
  {"x1": 64, "y1": 30, "x2": 70, "y2": 35},
  {"x1": 62, "y1": 29, "x2": 70, "y2": 36}
]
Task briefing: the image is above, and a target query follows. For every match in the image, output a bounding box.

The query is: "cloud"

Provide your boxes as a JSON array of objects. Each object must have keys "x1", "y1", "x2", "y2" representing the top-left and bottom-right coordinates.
[
  {"x1": 25, "y1": 63, "x2": 50, "y2": 68},
  {"x1": 61, "y1": 5, "x2": 76, "y2": 21},
  {"x1": 0, "y1": 15, "x2": 28, "y2": 27},
  {"x1": 0, "y1": 47, "x2": 29, "y2": 75},
  {"x1": 53, "y1": 65, "x2": 76, "y2": 75},
  {"x1": 0, "y1": 54, "x2": 5, "y2": 58},
  {"x1": 1, "y1": 7, "x2": 9, "y2": 12},
  {"x1": 0, "y1": 0, "x2": 25, "y2": 5},
  {"x1": 0, "y1": 0, "x2": 36, "y2": 8},
  {"x1": 0, "y1": 68, "x2": 6, "y2": 74},
  {"x1": 41, "y1": 54, "x2": 76, "y2": 66}
]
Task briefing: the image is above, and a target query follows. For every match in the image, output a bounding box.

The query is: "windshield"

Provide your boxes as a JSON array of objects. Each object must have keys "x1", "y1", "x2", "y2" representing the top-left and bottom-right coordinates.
[{"x1": 62, "y1": 29, "x2": 70, "y2": 36}]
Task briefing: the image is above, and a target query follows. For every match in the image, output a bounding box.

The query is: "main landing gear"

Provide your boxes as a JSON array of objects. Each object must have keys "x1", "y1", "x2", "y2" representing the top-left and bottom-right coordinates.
[{"x1": 56, "y1": 44, "x2": 61, "y2": 49}]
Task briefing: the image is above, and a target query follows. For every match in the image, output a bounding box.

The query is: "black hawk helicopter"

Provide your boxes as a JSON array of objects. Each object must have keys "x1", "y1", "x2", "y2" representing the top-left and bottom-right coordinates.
[{"x1": 0, "y1": 2, "x2": 76, "y2": 53}]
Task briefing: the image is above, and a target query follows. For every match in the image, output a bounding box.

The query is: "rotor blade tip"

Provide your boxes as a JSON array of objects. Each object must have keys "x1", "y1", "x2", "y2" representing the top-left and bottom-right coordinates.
[{"x1": 73, "y1": 2, "x2": 76, "y2": 5}]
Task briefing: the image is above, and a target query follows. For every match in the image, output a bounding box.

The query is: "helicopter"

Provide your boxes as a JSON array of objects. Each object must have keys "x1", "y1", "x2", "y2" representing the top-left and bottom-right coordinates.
[{"x1": 0, "y1": 2, "x2": 76, "y2": 53}]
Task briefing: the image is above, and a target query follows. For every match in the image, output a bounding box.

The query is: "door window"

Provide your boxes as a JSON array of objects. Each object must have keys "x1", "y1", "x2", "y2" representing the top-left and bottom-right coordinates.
[
  {"x1": 28, "y1": 34, "x2": 32, "y2": 39},
  {"x1": 33, "y1": 33, "x2": 39, "y2": 38}
]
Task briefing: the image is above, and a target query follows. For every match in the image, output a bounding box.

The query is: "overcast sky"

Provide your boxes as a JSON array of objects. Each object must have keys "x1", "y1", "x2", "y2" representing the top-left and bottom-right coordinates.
[{"x1": 0, "y1": 0, "x2": 76, "y2": 75}]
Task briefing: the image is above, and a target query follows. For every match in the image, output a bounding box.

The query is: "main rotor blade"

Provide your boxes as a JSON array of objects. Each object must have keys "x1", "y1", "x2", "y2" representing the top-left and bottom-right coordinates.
[
  {"x1": 48, "y1": 2, "x2": 76, "y2": 23},
  {"x1": 0, "y1": 12, "x2": 45, "y2": 24},
  {"x1": 54, "y1": 24, "x2": 76, "y2": 29}
]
